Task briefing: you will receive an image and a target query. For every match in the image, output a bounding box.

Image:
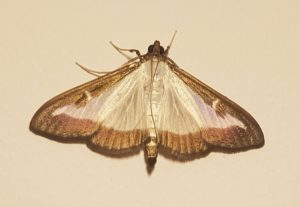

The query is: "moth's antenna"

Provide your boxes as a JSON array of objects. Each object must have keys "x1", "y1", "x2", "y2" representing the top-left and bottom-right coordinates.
[
  {"x1": 109, "y1": 41, "x2": 141, "y2": 60},
  {"x1": 164, "y1": 30, "x2": 177, "y2": 56},
  {"x1": 75, "y1": 62, "x2": 108, "y2": 77}
]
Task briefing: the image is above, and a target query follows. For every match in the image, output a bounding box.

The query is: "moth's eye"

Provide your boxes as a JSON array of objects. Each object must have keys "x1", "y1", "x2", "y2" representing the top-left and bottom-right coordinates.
[
  {"x1": 147, "y1": 45, "x2": 165, "y2": 55},
  {"x1": 159, "y1": 46, "x2": 164, "y2": 54},
  {"x1": 147, "y1": 45, "x2": 154, "y2": 54}
]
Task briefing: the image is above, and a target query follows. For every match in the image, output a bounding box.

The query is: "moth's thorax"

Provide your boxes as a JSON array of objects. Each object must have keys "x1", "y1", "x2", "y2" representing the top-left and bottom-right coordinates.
[{"x1": 142, "y1": 60, "x2": 167, "y2": 127}]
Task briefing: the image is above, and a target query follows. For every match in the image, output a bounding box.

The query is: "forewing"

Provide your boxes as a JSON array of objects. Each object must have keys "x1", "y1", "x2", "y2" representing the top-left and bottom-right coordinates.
[
  {"x1": 30, "y1": 64, "x2": 147, "y2": 151},
  {"x1": 158, "y1": 65, "x2": 264, "y2": 155}
]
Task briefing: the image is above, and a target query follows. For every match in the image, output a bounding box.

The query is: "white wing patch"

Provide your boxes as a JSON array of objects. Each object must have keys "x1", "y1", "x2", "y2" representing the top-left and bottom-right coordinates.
[
  {"x1": 155, "y1": 63, "x2": 245, "y2": 135},
  {"x1": 52, "y1": 68, "x2": 149, "y2": 131},
  {"x1": 187, "y1": 85, "x2": 245, "y2": 129}
]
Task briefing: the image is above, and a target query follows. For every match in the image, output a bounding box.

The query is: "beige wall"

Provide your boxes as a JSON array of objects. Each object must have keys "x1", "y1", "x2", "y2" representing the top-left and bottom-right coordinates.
[{"x1": 0, "y1": 0, "x2": 299, "y2": 206}]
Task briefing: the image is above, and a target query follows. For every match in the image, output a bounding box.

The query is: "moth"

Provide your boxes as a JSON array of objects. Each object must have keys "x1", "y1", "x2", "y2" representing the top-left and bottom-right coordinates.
[{"x1": 30, "y1": 33, "x2": 264, "y2": 167}]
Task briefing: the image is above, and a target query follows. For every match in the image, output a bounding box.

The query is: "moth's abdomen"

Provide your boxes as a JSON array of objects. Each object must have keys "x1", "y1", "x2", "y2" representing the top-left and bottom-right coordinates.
[{"x1": 145, "y1": 129, "x2": 158, "y2": 166}]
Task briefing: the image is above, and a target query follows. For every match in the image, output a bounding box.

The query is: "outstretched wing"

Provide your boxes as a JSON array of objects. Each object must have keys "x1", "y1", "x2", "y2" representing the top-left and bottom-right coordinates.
[
  {"x1": 30, "y1": 63, "x2": 148, "y2": 152},
  {"x1": 157, "y1": 65, "x2": 264, "y2": 156}
]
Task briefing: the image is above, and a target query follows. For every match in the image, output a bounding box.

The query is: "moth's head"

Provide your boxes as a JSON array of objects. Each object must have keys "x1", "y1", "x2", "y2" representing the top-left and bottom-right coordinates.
[{"x1": 147, "y1": 40, "x2": 165, "y2": 55}]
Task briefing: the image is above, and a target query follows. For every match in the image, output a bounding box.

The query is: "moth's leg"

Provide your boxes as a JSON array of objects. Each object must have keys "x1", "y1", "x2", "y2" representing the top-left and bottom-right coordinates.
[
  {"x1": 75, "y1": 62, "x2": 109, "y2": 77},
  {"x1": 109, "y1": 41, "x2": 141, "y2": 60}
]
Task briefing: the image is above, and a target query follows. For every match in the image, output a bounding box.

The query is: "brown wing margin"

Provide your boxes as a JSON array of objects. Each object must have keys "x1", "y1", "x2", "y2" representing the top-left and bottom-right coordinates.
[
  {"x1": 30, "y1": 63, "x2": 139, "y2": 139},
  {"x1": 171, "y1": 66, "x2": 264, "y2": 150}
]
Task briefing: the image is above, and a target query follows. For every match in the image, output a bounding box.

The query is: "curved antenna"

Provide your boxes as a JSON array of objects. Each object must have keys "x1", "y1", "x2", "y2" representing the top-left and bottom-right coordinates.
[
  {"x1": 75, "y1": 62, "x2": 109, "y2": 77},
  {"x1": 109, "y1": 41, "x2": 141, "y2": 60},
  {"x1": 164, "y1": 30, "x2": 177, "y2": 56}
]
